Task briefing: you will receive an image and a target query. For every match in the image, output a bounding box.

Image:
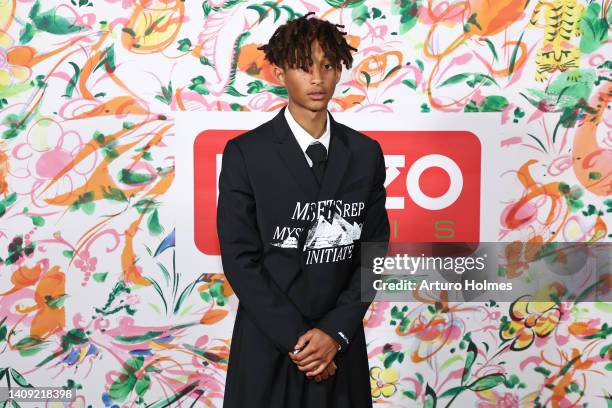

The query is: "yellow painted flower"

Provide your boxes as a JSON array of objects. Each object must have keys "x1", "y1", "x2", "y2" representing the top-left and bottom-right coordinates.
[
  {"x1": 500, "y1": 288, "x2": 561, "y2": 350},
  {"x1": 370, "y1": 366, "x2": 399, "y2": 398}
]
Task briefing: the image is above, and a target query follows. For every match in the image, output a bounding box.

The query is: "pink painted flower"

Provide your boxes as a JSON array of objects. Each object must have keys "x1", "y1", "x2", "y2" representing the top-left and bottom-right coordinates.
[{"x1": 74, "y1": 250, "x2": 97, "y2": 273}]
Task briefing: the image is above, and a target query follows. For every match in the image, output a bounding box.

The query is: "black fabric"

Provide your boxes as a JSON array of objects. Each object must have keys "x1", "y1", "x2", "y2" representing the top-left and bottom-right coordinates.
[
  {"x1": 306, "y1": 141, "x2": 327, "y2": 185},
  {"x1": 217, "y1": 105, "x2": 390, "y2": 408}
]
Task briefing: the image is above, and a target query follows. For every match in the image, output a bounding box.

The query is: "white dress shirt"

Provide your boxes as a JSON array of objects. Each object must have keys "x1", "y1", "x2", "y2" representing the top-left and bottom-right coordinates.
[{"x1": 284, "y1": 106, "x2": 330, "y2": 167}]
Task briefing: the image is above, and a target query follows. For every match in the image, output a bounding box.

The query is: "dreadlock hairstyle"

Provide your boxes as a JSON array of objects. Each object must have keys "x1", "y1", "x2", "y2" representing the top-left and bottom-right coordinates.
[{"x1": 257, "y1": 11, "x2": 358, "y2": 71}]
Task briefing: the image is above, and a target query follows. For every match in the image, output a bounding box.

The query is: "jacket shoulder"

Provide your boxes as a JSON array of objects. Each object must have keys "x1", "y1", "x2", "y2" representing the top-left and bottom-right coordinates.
[
  {"x1": 338, "y1": 122, "x2": 381, "y2": 152},
  {"x1": 227, "y1": 117, "x2": 275, "y2": 153}
]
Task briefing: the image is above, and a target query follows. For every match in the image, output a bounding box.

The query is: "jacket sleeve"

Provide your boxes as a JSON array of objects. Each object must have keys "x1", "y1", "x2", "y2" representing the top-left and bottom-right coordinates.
[
  {"x1": 316, "y1": 140, "x2": 390, "y2": 354},
  {"x1": 217, "y1": 139, "x2": 312, "y2": 354}
]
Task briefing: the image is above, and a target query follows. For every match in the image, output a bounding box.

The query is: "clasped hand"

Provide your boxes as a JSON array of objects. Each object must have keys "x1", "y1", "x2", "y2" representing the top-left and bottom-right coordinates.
[{"x1": 288, "y1": 328, "x2": 339, "y2": 383}]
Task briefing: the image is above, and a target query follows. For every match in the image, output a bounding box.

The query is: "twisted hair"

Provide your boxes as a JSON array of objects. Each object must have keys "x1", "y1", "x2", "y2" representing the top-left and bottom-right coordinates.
[{"x1": 257, "y1": 12, "x2": 358, "y2": 71}]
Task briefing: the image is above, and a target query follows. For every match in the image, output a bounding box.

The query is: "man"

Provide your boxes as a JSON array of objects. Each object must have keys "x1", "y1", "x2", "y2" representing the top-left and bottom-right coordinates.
[{"x1": 217, "y1": 12, "x2": 390, "y2": 408}]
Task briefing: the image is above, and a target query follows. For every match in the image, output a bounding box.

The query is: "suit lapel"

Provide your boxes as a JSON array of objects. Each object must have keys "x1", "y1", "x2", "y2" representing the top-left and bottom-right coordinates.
[
  {"x1": 273, "y1": 105, "x2": 351, "y2": 202},
  {"x1": 316, "y1": 114, "x2": 351, "y2": 202},
  {"x1": 273, "y1": 106, "x2": 319, "y2": 198}
]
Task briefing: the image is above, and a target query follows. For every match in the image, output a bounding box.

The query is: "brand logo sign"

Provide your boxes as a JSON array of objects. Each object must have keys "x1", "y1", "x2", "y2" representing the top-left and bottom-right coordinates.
[{"x1": 194, "y1": 130, "x2": 480, "y2": 255}]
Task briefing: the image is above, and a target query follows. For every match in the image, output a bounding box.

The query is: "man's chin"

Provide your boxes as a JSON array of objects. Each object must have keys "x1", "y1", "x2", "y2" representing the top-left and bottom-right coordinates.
[{"x1": 305, "y1": 101, "x2": 329, "y2": 112}]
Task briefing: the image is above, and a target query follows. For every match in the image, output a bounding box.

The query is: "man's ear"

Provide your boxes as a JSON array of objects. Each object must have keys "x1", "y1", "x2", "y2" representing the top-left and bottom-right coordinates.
[{"x1": 273, "y1": 64, "x2": 286, "y2": 87}]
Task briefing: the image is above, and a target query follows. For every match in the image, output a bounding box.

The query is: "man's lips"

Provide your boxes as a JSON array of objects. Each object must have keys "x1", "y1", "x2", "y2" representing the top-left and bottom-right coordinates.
[{"x1": 308, "y1": 91, "x2": 326, "y2": 100}]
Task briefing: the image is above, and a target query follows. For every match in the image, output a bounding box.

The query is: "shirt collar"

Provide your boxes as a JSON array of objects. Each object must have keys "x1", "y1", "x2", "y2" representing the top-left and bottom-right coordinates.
[{"x1": 284, "y1": 105, "x2": 330, "y2": 153}]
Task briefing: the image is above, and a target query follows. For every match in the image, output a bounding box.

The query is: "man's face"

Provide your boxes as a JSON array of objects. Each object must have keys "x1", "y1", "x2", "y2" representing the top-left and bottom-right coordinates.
[{"x1": 274, "y1": 39, "x2": 342, "y2": 113}]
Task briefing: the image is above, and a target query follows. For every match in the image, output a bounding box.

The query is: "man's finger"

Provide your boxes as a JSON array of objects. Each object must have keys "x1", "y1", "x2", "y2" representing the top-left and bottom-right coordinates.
[
  {"x1": 300, "y1": 360, "x2": 323, "y2": 374},
  {"x1": 291, "y1": 341, "x2": 317, "y2": 362},
  {"x1": 293, "y1": 330, "x2": 313, "y2": 351},
  {"x1": 295, "y1": 352, "x2": 321, "y2": 367},
  {"x1": 306, "y1": 363, "x2": 327, "y2": 378}
]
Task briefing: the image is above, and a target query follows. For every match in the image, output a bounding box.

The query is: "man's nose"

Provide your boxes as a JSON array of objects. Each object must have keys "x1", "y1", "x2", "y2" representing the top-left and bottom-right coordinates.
[{"x1": 310, "y1": 65, "x2": 323, "y2": 83}]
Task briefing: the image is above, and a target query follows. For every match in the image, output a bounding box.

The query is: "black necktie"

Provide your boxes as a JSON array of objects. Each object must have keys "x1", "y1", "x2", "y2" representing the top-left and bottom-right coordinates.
[{"x1": 306, "y1": 142, "x2": 327, "y2": 185}]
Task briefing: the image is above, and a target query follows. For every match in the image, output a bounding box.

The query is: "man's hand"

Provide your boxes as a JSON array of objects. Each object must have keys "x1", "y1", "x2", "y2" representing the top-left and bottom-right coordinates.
[
  {"x1": 288, "y1": 328, "x2": 339, "y2": 379},
  {"x1": 313, "y1": 361, "x2": 337, "y2": 383}
]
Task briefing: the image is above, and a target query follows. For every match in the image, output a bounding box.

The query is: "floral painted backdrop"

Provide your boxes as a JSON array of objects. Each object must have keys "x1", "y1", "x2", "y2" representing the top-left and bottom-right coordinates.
[{"x1": 0, "y1": 0, "x2": 610, "y2": 407}]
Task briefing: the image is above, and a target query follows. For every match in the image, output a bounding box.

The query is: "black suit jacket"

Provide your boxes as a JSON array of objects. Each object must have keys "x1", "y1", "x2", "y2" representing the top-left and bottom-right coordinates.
[
  {"x1": 217, "y1": 105, "x2": 390, "y2": 407},
  {"x1": 217, "y1": 105, "x2": 390, "y2": 357}
]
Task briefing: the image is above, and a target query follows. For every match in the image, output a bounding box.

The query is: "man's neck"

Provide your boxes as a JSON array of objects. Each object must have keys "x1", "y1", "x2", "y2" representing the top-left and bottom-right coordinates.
[{"x1": 287, "y1": 102, "x2": 327, "y2": 139}]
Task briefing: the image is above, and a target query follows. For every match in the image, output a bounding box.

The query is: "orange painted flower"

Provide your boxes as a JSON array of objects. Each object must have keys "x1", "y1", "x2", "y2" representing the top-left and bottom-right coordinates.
[
  {"x1": 352, "y1": 51, "x2": 403, "y2": 88},
  {"x1": 0, "y1": 263, "x2": 43, "y2": 296},
  {"x1": 0, "y1": 33, "x2": 34, "y2": 89},
  {"x1": 237, "y1": 43, "x2": 281, "y2": 86},
  {"x1": 406, "y1": 310, "x2": 462, "y2": 362},
  {"x1": 14, "y1": 266, "x2": 66, "y2": 340}
]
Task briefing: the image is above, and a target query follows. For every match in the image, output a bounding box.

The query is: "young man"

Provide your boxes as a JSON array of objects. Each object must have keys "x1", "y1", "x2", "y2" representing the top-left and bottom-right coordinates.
[{"x1": 216, "y1": 12, "x2": 390, "y2": 408}]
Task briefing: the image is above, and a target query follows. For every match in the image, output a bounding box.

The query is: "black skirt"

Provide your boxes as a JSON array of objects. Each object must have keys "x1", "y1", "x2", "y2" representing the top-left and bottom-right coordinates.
[{"x1": 222, "y1": 305, "x2": 373, "y2": 408}]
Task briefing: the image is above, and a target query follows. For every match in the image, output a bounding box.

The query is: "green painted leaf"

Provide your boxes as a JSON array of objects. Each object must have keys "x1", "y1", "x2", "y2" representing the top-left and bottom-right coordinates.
[
  {"x1": 402, "y1": 79, "x2": 416, "y2": 89},
  {"x1": 424, "y1": 383, "x2": 437, "y2": 408},
  {"x1": 64, "y1": 61, "x2": 81, "y2": 98},
  {"x1": 10, "y1": 368, "x2": 32, "y2": 388},
  {"x1": 102, "y1": 186, "x2": 128, "y2": 202},
  {"x1": 31, "y1": 216, "x2": 45, "y2": 226},
  {"x1": 403, "y1": 390, "x2": 416, "y2": 400},
  {"x1": 93, "y1": 272, "x2": 108, "y2": 282},
  {"x1": 0, "y1": 193, "x2": 17, "y2": 217},
  {"x1": 383, "y1": 65, "x2": 401, "y2": 81},
  {"x1": 467, "y1": 373, "x2": 506, "y2": 391},
  {"x1": 361, "y1": 71, "x2": 371, "y2": 88},
  {"x1": 225, "y1": 85, "x2": 246, "y2": 97},
  {"x1": 508, "y1": 31, "x2": 525, "y2": 79},
  {"x1": 438, "y1": 385, "x2": 466, "y2": 399},
  {"x1": 383, "y1": 352, "x2": 398, "y2": 368},
  {"x1": 351, "y1": 4, "x2": 370, "y2": 25},
  {"x1": 31, "y1": 0, "x2": 86, "y2": 35},
  {"x1": 247, "y1": 5, "x2": 267, "y2": 23},
  {"x1": 325, "y1": 0, "x2": 366, "y2": 8},
  {"x1": 19, "y1": 22, "x2": 35, "y2": 44},
  {"x1": 467, "y1": 73, "x2": 498, "y2": 88},
  {"x1": 580, "y1": 3, "x2": 608, "y2": 54},
  {"x1": 119, "y1": 169, "x2": 154, "y2": 185},
  {"x1": 480, "y1": 95, "x2": 509, "y2": 112},
  {"x1": 390, "y1": 0, "x2": 420, "y2": 34},
  {"x1": 135, "y1": 374, "x2": 151, "y2": 396},
  {"x1": 146, "y1": 381, "x2": 200, "y2": 408},
  {"x1": 2, "y1": 113, "x2": 29, "y2": 140},
  {"x1": 462, "y1": 340, "x2": 477, "y2": 384},
  {"x1": 483, "y1": 38, "x2": 498, "y2": 61},
  {"x1": 438, "y1": 73, "x2": 471, "y2": 87},
  {"x1": 148, "y1": 209, "x2": 163, "y2": 236},
  {"x1": 115, "y1": 330, "x2": 165, "y2": 344},
  {"x1": 108, "y1": 372, "x2": 137, "y2": 402},
  {"x1": 93, "y1": 46, "x2": 116, "y2": 74}
]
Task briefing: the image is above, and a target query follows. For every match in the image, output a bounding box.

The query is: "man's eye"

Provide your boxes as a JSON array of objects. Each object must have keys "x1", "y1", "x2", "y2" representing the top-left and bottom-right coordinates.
[{"x1": 325, "y1": 64, "x2": 333, "y2": 69}]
